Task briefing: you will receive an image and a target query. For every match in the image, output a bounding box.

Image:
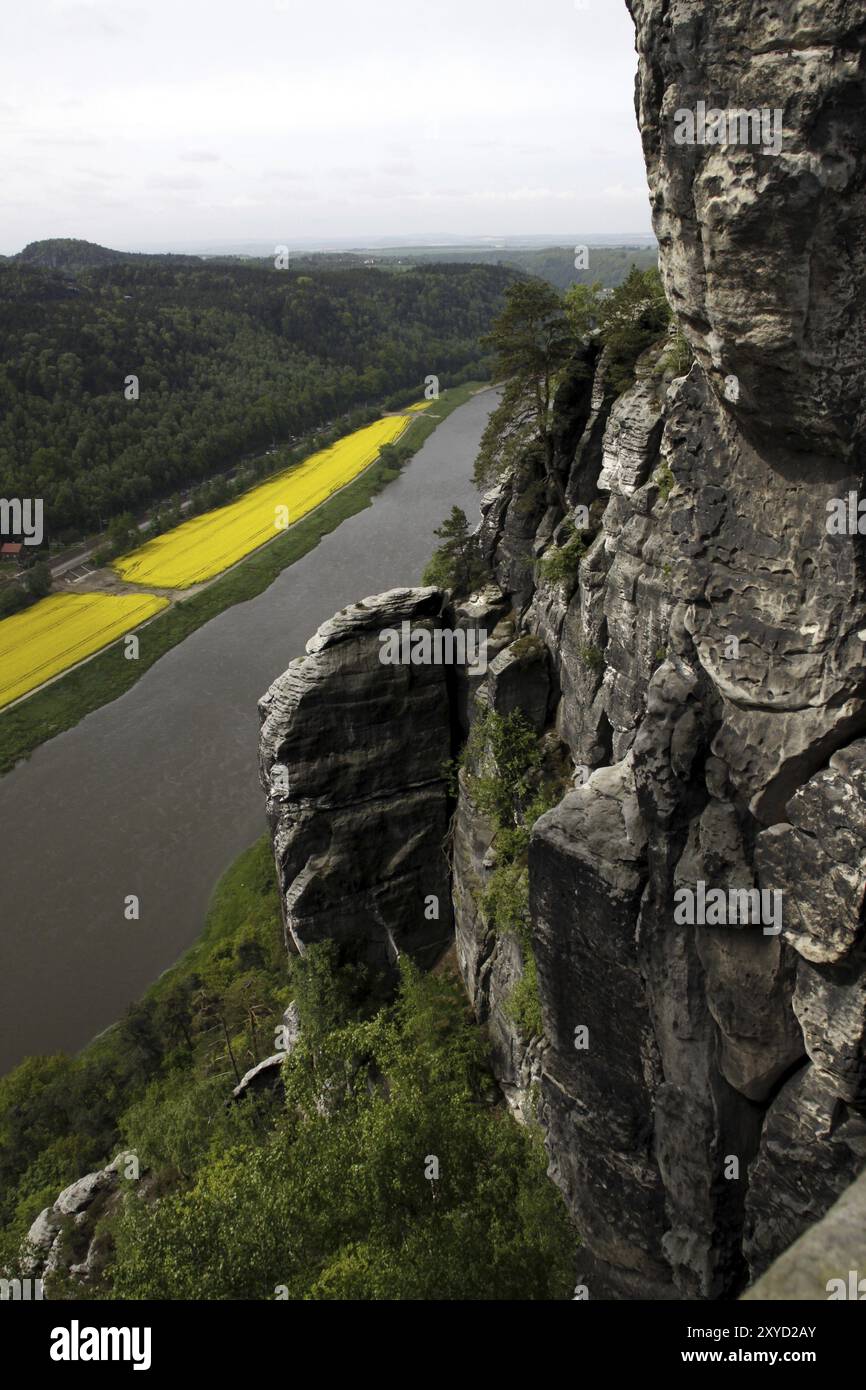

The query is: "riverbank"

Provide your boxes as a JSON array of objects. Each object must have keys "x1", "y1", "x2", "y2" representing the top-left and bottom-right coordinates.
[{"x1": 0, "y1": 383, "x2": 484, "y2": 776}]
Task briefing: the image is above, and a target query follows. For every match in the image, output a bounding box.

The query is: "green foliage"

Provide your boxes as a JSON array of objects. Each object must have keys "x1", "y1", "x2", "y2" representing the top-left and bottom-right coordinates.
[
  {"x1": 22, "y1": 560, "x2": 52, "y2": 599},
  {"x1": 0, "y1": 583, "x2": 29, "y2": 619},
  {"x1": 598, "y1": 266, "x2": 672, "y2": 396},
  {"x1": 290, "y1": 940, "x2": 384, "y2": 1046},
  {"x1": 376, "y1": 440, "x2": 414, "y2": 472},
  {"x1": 1, "y1": 837, "x2": 577, "y2": 1299},
  {"x1": 563, "y1": 280, "x2": 604, "y2": 339},
  {"x1": 480, "y1": 861, "x2": 529, "y2": 935},
  {"x1": 579, "y1": 644, "x2": 604, "y2": 672},
  {"x1": 539, "y1": 522, "x2": 587, "y2": 588},
  {"x1": 473, "y1": 266, "x2": 672, "y2": 515},
  {"x1": 108, "y1": 961, "x2": 576, "y2": 1300},
  {"x1": 421, "y1": 505, "x2": 483, "y2": 594},
  {"x1": 662, "y1": 326, "x2": 694, "y2": 377},
  {"x1": 654, "y1": 462, "x2": 676, "y2": 503},
  {"x1": 505, "y1": 951, "x2": 544, "y2": 1039},
  {"x1": 462, "y1": 708, "x2": 544, "y2": 830},
  {"x1": 366, "y1": 243, "x2": 660, "y2": 293},
  {"x1": 459, "y1": 711, "x2": 563, "y2": 1042},
  {"x1": 0, "y1": 259, "x2": 512, "y2": 539},
  {"x1": 474, "y1": 279, "x2": 574, "y2": 505},
  {"x1": 0, "y1": 837, "x2": 286, "y2": 1261},
  {"x1": 119, "y1": 1072, "x2": 262, "y2": 1182},
  {"x1": 93, "y1": 511, "x2": 139, "y2": 564},
  {"x1": 15, "y1": 238, "x2": 201, "y2": 273}
]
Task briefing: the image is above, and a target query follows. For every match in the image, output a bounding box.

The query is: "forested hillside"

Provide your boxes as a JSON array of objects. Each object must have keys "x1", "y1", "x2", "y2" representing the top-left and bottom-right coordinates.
[
  {"x1": 14, "y1": 238, "x2": 205, "y2": 272},
  {"x1": 0, "y1": 258, "x2": 514, "y2": 537}
]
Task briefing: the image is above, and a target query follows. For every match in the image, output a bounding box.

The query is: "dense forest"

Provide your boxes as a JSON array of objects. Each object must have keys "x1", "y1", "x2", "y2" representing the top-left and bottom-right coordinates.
[
  {"x1": 0, "y1": 838, "x2": 575, "y2": 1299},
  {"x1": 368, "y1": 243, "x2": 660, "y2": 291},
  {"x1": 0, "y1": 254, "x2": 515, "y2": 538}
]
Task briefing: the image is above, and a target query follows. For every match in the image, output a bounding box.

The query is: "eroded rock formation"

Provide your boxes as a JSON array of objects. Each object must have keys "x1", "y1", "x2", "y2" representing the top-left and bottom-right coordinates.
[{"x1": 259, "y1": 0, "x2": 866, "y2": 1298}]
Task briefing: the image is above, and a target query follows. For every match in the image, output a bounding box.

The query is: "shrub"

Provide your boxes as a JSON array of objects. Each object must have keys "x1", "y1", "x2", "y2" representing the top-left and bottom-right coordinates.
[
  {"x1": 654, "y1": 463, "x2": 676, "y2": 503},
  {"x1": 662, "y1": 327, "x2": 693, "y2": 377},
  {"x1": 599, "y1": 267, "x2": 672, "y2": 396},
  {"x1": 505, "y1": 951, "x2": 543, "y2": 1039},
  {"x1": 539, "y1": 524, "x2": 587, "y2": 588},
  {"x1": 481, "y1": 862, "x2": 529, "y2": 935},
  {"x1": 0, "y1": 584, "x2": 29, "y2": 619}
]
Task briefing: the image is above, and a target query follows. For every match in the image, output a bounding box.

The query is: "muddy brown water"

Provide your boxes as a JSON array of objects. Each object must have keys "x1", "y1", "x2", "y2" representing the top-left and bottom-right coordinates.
[{"x1": 0, "y1": 389, "x2": 498, "y2": 1075}]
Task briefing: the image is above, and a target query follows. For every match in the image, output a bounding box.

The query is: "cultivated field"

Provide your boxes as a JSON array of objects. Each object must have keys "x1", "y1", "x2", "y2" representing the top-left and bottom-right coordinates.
[
  {"x1": 114, "y1": 413, "x2": 415, "y2": 589},
  {"x1": 0, "y1": 592, "x2": 169, "y2": 710}
]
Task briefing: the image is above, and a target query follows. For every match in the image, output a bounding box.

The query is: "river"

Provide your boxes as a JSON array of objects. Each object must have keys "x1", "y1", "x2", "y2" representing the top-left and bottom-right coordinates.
[{"x1": 0, "y1": 388, "x2": 497, "y2": 1075}]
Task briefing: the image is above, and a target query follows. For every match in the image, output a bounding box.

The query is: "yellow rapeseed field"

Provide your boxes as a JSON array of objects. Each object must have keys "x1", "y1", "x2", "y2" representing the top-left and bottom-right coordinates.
[
  {"x1": 115, "y1": 413, "x2": 414, "y2": 590},
  {"x1": 0, "y1": 592, "x2": 169, "y2": 710}
]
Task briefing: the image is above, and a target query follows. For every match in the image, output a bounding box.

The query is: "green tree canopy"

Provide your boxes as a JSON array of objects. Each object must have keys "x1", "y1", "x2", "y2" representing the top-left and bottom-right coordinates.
[
  {"x1": 421, "y1": 506, "x2": 482, "y2": 594},
  {"x1": 474, "y1": 279, "x2": 577, "y2": 508}
]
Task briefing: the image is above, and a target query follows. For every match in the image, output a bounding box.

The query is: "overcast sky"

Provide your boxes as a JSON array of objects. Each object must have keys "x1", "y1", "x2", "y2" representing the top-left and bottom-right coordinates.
[{"x1": 1, "y1": 0, "x2": 651, "y2": 255}]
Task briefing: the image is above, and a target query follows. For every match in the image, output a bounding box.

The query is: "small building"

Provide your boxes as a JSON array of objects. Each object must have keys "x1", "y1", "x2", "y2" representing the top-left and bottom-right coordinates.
[{"x1": 0, "y1": 542, "x2": 24, "y2": 563}]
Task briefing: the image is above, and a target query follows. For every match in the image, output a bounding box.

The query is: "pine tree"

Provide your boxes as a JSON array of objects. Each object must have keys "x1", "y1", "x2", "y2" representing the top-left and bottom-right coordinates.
[{"x1": 474, "y1": 279, "x2": 576, "y2": 510}]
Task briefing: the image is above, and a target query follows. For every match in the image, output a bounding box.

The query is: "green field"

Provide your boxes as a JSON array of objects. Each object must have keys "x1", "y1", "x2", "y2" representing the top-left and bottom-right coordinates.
[{"x1": 0, "y1": 383, "x2": 484, "y2": 775}]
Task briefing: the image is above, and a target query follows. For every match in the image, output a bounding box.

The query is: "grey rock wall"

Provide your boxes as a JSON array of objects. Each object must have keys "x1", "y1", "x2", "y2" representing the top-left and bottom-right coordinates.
[
  {"x1": 257, "y1": 0, "x2": 866, "y2": 1300},
  {"x1": 258, "y1": 588, "x2": 457, "y2": 974}
]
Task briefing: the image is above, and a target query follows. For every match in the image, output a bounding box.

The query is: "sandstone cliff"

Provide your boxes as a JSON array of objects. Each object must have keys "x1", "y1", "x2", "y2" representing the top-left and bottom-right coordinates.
[{"x1": 258, "y1": 0, "x2": 866, "y2": 1298}]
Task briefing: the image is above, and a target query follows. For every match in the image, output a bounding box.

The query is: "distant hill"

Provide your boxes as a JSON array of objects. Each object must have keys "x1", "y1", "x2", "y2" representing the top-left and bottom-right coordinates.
[
  {"x1": 10, "y1": 238, "x2": 659, "y2": 290},
  {"x1": 14, "y1": 238, "x2": 204, "y2": 273}
]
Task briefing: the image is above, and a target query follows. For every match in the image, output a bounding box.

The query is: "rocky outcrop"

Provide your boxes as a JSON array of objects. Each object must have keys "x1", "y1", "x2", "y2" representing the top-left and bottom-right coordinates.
[
  {"x1": 629, "y1": 0, "x2": 866, "y2": 464},
  {"x1": 530, "y1": 762, "x2": 672, "y2": 1299},
  {"x1": 22, "y1": 1153, "x2": 136, "y2": 1286},
  {"x1": 496, "y1": 0, "x2": 866, "y2": 1296},
  {"x1": 256, "y1": 0, "x2": 866, "y2": 1301},
  {"x1": 259, "y1": 588, "x2": 459, "y2": 975},
  {"x1": 743, "y1": 1164, "x2": 866, "y2": 1301}
]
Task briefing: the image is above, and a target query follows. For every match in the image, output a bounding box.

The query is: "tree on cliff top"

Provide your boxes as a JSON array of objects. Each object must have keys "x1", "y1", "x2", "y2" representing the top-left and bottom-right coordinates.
[
  {"x1": 597, "y1": 265, "x2": 671, "y2": 395},
  {"x1": 422, "y1": 506, "x2": 482, "y2": 594},
  {"x1": 474, "y1": 279, "x2": 577, "y2": 510}
]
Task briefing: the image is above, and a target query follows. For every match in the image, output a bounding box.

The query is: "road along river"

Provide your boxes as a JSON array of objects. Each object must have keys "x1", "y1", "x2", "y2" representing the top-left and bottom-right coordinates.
[{"x1": 0, "y1": 388, "x2": 497, "y2": 1075}]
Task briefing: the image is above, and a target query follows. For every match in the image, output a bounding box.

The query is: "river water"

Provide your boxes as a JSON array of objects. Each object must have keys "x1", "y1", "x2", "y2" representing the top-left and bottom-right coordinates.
[{"x1": 0, "y1": 388, "x2": 497, "y2": 1075}]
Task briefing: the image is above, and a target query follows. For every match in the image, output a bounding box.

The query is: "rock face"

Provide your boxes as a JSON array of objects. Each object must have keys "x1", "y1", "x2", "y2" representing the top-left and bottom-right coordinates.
[
  {"x1": 23, "y1": 1154, "x2": 135, "y2": 1286},
  {"x1": 259, "y1": 589, "x2": 462, "y2": 975},
  {"x1": 743, "y1": 1165, "x2": 866, "y2": 1301},
  {"x1": 629, "y1": 0, "x2": 866, "y2": 465},
  {"x1": 257, "y1": 0, "x2": 866, "y2": 1298}
]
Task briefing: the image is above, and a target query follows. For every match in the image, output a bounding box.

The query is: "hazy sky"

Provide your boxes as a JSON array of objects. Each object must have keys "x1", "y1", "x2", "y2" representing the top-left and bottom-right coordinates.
[{"x1": 1, "y1": 0, "x2": 651, "y2": 255}]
